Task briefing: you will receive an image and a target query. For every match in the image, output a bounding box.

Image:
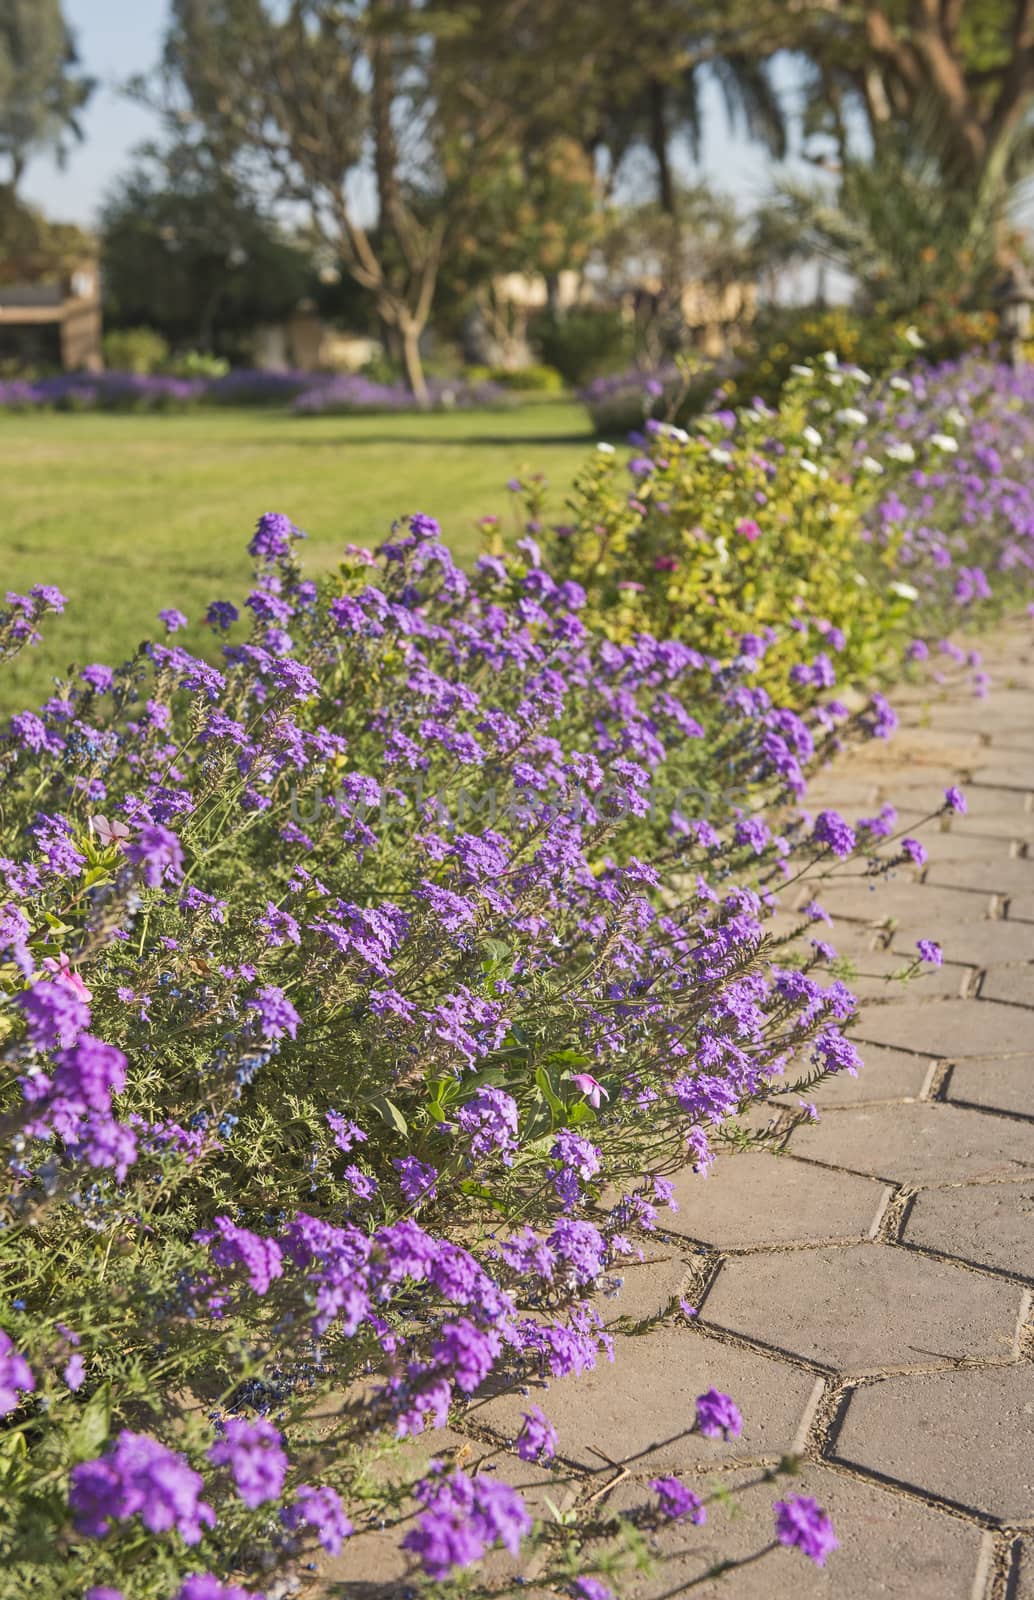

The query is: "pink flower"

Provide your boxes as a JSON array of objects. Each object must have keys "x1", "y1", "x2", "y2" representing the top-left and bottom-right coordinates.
[
  {"x1": 736, "y1": 518, "x2": 761, "y2": 542},
  {"x1": 570, "y1": 1073, "x2": 609, "y2": 1109},
  {"x1": 42, "y1": 954, "x2": 93, "y2": 1004},
  {"x1": 90, "y1": 815, "x2": 131, "y2": 849}
]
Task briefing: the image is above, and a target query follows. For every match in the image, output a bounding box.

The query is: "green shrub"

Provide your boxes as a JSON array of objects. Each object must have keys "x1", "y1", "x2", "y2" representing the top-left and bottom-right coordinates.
[
  {"x1": 534, "y1": 307, "x2": 634, "y2": 385},
  {"x1": 100, "y1": 327, "x2": 170, "y2": 376},
  {"x1": 467, "y1": 362, "x2": 566, "y2": 393}
]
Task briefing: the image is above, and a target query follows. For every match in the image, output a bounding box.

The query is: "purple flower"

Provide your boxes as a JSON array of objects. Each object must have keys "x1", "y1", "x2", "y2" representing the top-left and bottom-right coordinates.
[
  {"x1": 249, "y1": 512, "x2": 302, "y2": 561},
  {"x1": 63, "y1": 1352, "x2": 86, "y2": 1391},
  {"x1": 812, "y1": 809, "x2": 856, "y2": 858},
  {"x1": 159, "y1": 609, "x2": 188, "y2": 634},
  {"x1": 901, "y1": 837, "x2": 927, "y2": 866},
  {"x1": 402, "y1": 1465, "x2": 530, "y2": 1578},
  {"x1": 393, "y1": 1155, "x2": 438, "y2": 1204},
  {"x1": 209, "y1": 1417, "x2": 288, "y2": 1509},
  {"x1": 916, "y1": 939, "x2": 943, "y2": 966},
  {"x1": 202, "y1": 1216, "x2": 283, "y2": 1295},
  {"x1": 516, "y1": 1405, "x2": 557, "y2": 1463},
  {"x1": 126, "y1": 824, "x2": 184, "y2": 888},
  {"x1": 0, "y1": 1330, "x2": 35, "y2": 1414},
  {"x1": 695, "y1": 1388, "x2": 742, "y2": 1440},
  {"x1": 944, "y1": 785, "x2": 967, "y2": 814},
  {"x1": 70, "y1": 1430, "x2": 215, "y2": 1543},
  {"x1": 773, "y1": 1495, "x2": 838, "y2": 1566},
  {"x1": 650, "y1": 1476, "x2": 706, "y2": 1523},
  {"x1": 205, "y1": 600, "x2": 239, "y2": 631},
  {"x1": 176, "y1": 1580, "x2": 260, "y2": 1600},
  {"x1": 248, "y1": 984, "x2": 300, "y2": 1041},
  {"x1": 15, "y1": 979, "x2": 91, "y2": 1050},
  {"x1": 455, "y1": 1087, "x2": 519, "y2": 1164},
  {"x1": 571, "y1": 1582, "x2": 612, "y2": 1600},
  {"x1": 282, "y1": 1483, "x2": 353, "y2": 1554},
  {"x1": 82, "y1": 663, "x2": 115, "y2": 693}
]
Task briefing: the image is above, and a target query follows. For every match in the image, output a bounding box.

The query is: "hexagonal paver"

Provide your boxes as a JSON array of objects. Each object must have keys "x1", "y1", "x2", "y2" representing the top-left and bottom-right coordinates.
[
  {"x1": 468, "y1": 1329, "x2": 819, "y2": 1472},
  {"x1": 946, "y1": 1057, "x2": 1034, "y2": 1119},
  {"x1": 598, "y1": 1464, "x2": 988, "y2": 1599},
  {"x1": 916, "y1": 829, "x2": 1029, "y2": 861},
  {"x1": 663, "y1": 1152, "x2": 889, "y2": 1250},
  {"x1": 842, "y1": 952, "x2": 972, "y2": 1003},
  {"x1": 833, "y1": 1366, "x2": 1034, "y2": 1521},
  {"x1": 800, "y1": 1045, "x2": 935, "y2": 1107},
  {"x1": 700, "y1": 1244, "x2": 1023, "y2": 1374},
  {"x1": 981, "y1": 965, "x2": 1034, "y2": 1006},
  {"x1": 903, "y1": 1182, "x2": 1034, "y2": 1280},
  {"x1": 853, "y1": 999, "x2": 1032, "y2": 1057},
  {"x1": 943, "y1": 812, "x2": 1034, "y2": 843},
  {"x1": 787, "y1": 1101, "x2": 1034, "y2": 1185},
  {"x1": 928, "y1": 855, "x2": 1034, "y2": 893},
  {"x1": 971, "y1": 762, "x2": 1034, "y2": 790},
  {"x1": 1013, "y1": 1538, "x2": 1034, "y2": 1599},
  {"x1": 892, "y1": 921, "x2": 1034, "y2": 968},
  {"x1": 913, "y1": 925, "x2": 1032, "y2": 971},
  {"x1": 796, "y1": 882, "x2": 994, "y2": 925},
  {"x1": 596, "y1": 1251, "x2": 695, "y2": 1326}
]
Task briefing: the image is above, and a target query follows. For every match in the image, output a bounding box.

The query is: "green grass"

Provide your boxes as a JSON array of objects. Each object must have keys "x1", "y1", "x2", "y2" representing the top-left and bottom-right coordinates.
[{"x1": 0, "y1": 400, "x2": 594, "y2": 707}]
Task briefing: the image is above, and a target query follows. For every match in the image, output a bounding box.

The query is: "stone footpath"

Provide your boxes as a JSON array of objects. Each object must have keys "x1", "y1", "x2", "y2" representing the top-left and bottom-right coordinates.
[{"x1": 323, "y1": 622, "x2": 1034, "y2": 1600}]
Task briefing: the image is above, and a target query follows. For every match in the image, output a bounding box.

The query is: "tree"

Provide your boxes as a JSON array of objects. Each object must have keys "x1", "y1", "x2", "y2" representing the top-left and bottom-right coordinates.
[
  {"x1": 100, "y1": 148, "x2": 319, "y2": 353},
  {"x1": 768, "y1": 113, "x2": 1024, "y2": 315},
  {"x1": 155, "y1": 0, "x2": 457, "y2": 402},
  {"x1": 740, "y1": 1, "x2": 1034, "y2": 190},
  {"x1": 0, "y1": 0, "x2": 93, "y2": 193},
  {"x1": 156, "y1": 0, "x2": 800, "y2": 399}
]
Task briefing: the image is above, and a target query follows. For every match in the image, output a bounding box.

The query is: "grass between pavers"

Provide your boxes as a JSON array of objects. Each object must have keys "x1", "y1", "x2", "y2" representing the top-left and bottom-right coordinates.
[{"x1": 0, "y1": 400, "x2": 593, "y2": 708}]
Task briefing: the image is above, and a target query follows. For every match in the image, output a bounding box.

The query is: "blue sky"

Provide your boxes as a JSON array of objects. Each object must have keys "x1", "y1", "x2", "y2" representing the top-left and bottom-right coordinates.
[{"x1": 23, "y1": 0, "x2": 795, "y2": 226}]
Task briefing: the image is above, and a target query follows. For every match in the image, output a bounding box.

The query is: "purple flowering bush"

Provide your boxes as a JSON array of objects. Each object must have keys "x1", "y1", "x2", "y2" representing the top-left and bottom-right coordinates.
[{"x1": 0, "y1": 373, "x2": 1004, "y2": 1597}]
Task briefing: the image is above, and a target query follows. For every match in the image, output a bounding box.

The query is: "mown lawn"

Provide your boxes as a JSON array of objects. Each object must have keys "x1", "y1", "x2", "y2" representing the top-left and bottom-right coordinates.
[{"x1": 0, "y1": 400, "x2": 594, "y2": 707}]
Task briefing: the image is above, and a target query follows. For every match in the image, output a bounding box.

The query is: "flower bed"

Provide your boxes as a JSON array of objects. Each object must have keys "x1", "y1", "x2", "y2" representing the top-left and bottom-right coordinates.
[
  {"x1": 0, "y1": 370, "x2": 506, "y2": 416},
  {"x1": 0, "y1": 356, "x2": 1028, "y2": 1599}
]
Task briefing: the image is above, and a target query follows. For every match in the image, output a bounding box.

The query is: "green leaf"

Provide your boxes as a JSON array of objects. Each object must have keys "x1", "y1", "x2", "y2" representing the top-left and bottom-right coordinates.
[
  {"x1": 365, "y1": 1096, "x2": 408, "y2": 1138},
  {"x1": 72, "y1": 1384, "x2": 111, "y2": 1459}
]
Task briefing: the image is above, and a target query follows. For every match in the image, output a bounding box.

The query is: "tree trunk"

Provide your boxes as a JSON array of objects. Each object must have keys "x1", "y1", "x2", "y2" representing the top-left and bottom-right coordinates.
[
  {"x1": 400, "y1": 319, "x2": 429, "y2": 408},
  {"x1": 647, "y1": 77, "x2": 677, "y2": 219}
]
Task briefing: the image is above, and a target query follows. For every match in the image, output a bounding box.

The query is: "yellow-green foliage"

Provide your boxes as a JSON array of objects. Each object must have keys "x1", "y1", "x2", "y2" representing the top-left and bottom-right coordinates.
[
  {"x1": 729, "y1": 304, "x2": 996, "y2": 409},
  {"x1": 542, "y1": 363, "x2": 915, "y2": 703}
]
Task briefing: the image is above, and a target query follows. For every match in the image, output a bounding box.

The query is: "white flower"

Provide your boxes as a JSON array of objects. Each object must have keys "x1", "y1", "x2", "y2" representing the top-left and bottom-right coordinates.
[
  {"x1": 889, "y1": 376, "x2": 912, "y2": 392},
  {"x1": 852, "y1": 368, "x2": 872, "y2": 385},
  {"x1": 835, "y1": 407, "x2": 867, "y2": 427},
  {"x1": 596, "y1": 442, "x2": 616, "y2": 455},
  {"x1": 658, "y1": 423, "x2": 689, "y2": 443},
  {"x1": 930, "y1": 433, "x2": 959, "y2": 453},
  {"x1": 803, "y1": 425, "x2": 823, "y2": 448},
  {"x1": 799, "y1": 457, "x2": 819, "y2": 476},
  {"x1": 827, "y1": 373, "x2": 845, "y2": 387},
  {"x1": 886, "y1": 442, "x2": 916, "y2": 463},
  {"x1": 946, "y1": 406, "x2": 967, "y2": 429},
  {"x1": 904, "y1": 325, "x2": 925, "y2": 348},
  {"x1": 790, "y1": 363, "x2": 813, "y2": 377},
  {"x1": 709, "y1": 447, "x2": 733, "y2": 465},
  {"x1": 861, "y1": 455, "x2": 884, "y2": 474},
  {"x1": 890, "y1": 581, "x2": 919, "y2": 601},
  {"x1": 853, "y1": 571, "x2": 869, "y2": 586},
  {"x1": 713, "y1": 535, "x2": 729, "y2": 565},
  {"x1": 820, "y1": 350, "x2": 839, "y2": 369}
]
